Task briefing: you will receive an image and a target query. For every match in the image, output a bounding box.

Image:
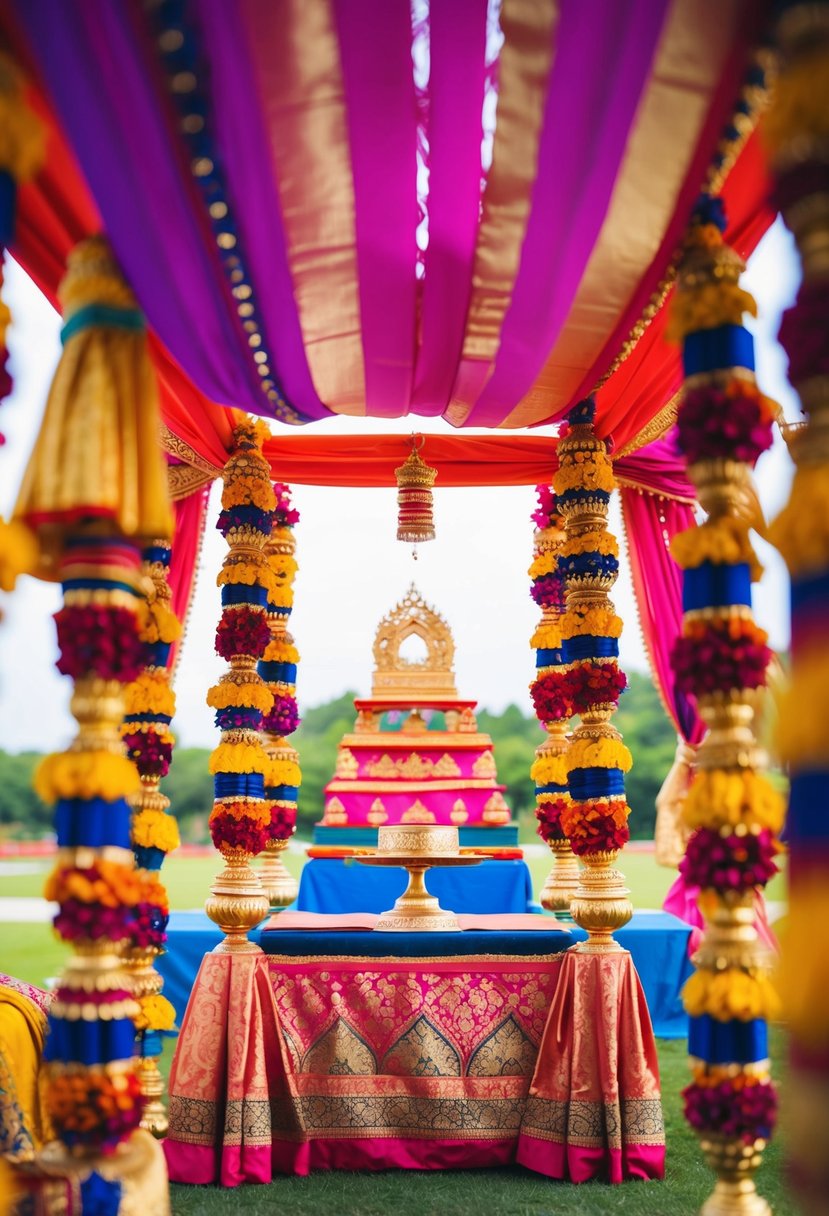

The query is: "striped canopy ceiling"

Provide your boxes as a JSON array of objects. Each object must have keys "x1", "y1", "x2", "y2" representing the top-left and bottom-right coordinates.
[{"x1": 5, "y1": 0, "x2": 771, "y2": 444}]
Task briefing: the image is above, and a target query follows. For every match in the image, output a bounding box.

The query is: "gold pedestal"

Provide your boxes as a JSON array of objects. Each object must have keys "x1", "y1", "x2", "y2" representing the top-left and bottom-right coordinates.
[
  {"x1": 540, "y1": 839, "x2": 580, "y2": 921},
  {"x1": 358, "y1": 854, "x2": 481, "y2": 933},
  {"x1": 135, "y1": 1055, "x2": 168, "y2": 1137},
  {"x1": 258, "y1": 837, "x2": 298, "y2": 908},
  {"x1": 205, "y1": 847, "x2": 269, "y2": 953},
  {"x1": 569, "y1": 849, "x2": 633, "y2": 952},
  {"x1": 699, "y1": 1135, "x2": 771, "y2": 1216}
]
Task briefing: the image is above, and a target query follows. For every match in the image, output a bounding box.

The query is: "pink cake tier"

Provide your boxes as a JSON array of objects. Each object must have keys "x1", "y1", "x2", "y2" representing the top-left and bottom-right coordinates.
[{"x1": 321, "y1": 725, "x2": 512, "y2": 828}]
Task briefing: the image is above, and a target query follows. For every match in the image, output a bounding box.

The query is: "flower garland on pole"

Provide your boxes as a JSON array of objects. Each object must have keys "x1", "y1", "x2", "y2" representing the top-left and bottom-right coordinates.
[
  {"x1": 258, "y1": 483, "x2": 301, "y2": 907},
  {"x1": 764, "y1": 3, "x2": 829, "y2": 1204},
  {"x1": 528, "y1": 485, "x2": 578, "y2": 919},
  {"x1": 204, "y1": 420, "x2": 276, "y2": 952},
  {"x1": 667, "y1": 195, "x2": 781, "y2": 1215},
  {"x1": 120, "y1": 540, "x2": 181, "y2": 1135},
  {"x1": 551, "y1": 399, "x2": 633, "y2": 950},
  {"x1": 12, "y1": 236, "x2": 173, "y2": 1211}
]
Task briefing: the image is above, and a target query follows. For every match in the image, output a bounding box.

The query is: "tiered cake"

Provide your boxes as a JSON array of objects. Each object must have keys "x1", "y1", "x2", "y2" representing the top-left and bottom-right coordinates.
[{"x1": 316, "y1": 586, "x2": 516, "y2": 845}]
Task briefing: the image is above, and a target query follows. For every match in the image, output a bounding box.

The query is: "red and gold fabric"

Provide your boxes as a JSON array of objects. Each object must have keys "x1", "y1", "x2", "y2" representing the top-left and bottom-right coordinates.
[{"x1": 163, "y1": 948, "x2": 664, "y2": 1185}]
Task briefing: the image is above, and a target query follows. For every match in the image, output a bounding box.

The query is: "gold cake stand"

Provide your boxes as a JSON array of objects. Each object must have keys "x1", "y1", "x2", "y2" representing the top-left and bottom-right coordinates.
[{"x1": 357, "y1": 853, "x2": 481, "y2": 932}]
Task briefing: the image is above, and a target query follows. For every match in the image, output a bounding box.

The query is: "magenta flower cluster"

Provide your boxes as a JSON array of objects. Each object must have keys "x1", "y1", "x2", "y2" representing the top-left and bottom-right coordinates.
[
  {"x1": 55, "y1": 605, "x2": 144, "y2": 683},
  {"x1": 263, "y1": 694, "x2": 300, "y2": 736},
  {"x1": 683, "y1": 1078, "x2": 777, "y2": 1143},
  {"x1": 677, "y1": 384, "x2": 774, "y2": 467},
  {"x1": 680, "y1": 827, "x2": 778, "y2": 893}
]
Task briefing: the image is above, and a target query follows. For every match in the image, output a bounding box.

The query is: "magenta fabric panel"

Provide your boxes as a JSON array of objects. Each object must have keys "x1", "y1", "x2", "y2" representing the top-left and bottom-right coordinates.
[
  {"x1": 411, "y1": 0, "x2": 488, "y2": 415},
  {"x1": 466, "y1": 0, "x2": 671, "y2": 426},
  {"x1": 516, "y1": 1138, "x2": 666, "y2": 1183},
  {"x1": 333, "y1": 0, "x2": 419, "y2": 417},
  {"x1": 189, "y1": 2, "x2": 329, "y2": 420},
  {"x1": 621, "y1": 486, "x2": 704, "y2": 745},
  {"x1": 616, "y1": 433, "x2": 696, "y2": 501},
  {"x1": 13, "y1": 0, "x2": 270, "y2": 414}
]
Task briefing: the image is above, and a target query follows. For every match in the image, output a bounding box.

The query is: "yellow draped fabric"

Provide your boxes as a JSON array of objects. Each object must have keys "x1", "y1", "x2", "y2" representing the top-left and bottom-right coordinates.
[
  {"x1": 0, "y1": 985, "x2": 52, "y2": 1161},
  {"x1": 14, "y1": 236, "x2": 173, "y2": 578}
]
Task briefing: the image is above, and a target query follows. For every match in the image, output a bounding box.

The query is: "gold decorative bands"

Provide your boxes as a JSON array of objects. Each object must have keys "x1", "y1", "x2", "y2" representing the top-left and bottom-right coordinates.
[
  {"x1": 613, "y1": 390, "x2": 682, "y2": 459},
  {"x1": 161, "y1": 425, "x2": 222, "y2": 502},
  {"x1": 339, "y1": 733, "x2": 494, "y2": 750}
]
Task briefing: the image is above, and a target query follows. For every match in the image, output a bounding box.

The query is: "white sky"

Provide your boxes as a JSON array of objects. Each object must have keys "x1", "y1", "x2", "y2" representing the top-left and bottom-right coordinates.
[{"x1": 0, "y1": 219, "x2": 801, "y2": 751}]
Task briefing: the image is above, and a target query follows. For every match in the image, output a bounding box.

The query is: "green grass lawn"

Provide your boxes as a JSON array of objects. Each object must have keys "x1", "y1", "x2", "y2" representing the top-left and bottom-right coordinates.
[{"x1": 166, "y1": 1031, "x2": 793, "y2": 1216}]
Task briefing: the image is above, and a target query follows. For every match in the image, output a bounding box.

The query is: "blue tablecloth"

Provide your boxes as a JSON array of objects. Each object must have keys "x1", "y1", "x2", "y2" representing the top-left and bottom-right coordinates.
[
  {"x1": 159, "y1": 908, "x2": 693, "y2": 1038},
  {"x1": 296, "y1": 857, "x2": 535, "y2": 914}
]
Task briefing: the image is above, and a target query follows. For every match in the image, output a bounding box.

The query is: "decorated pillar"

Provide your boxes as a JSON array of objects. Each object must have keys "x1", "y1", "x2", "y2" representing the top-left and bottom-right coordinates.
[
  {"x1": 12, "y1": 236, "x2": 172, "y2": 1209},
  {"x1": 552, "y1": 400, "x2": 633, "y2": 950},
  {"x1": 764, "y1": 3, "x2": 829, "y2": 1207},
  {"x1": 528, "y1": 485, "x2": 579, "y2": 918},
  {"x1": 205, "y1": 420, "x2": 276, "y2": 951},
  {"x1": 121, "y1": 540, "x2": 181, "y2": 1135},
  {"x1": 667, "y1": 196, "x2": 780, "y2": 1215},
  {"x1": 258, "y1": 482, "x2": 301, "y2": 907}
]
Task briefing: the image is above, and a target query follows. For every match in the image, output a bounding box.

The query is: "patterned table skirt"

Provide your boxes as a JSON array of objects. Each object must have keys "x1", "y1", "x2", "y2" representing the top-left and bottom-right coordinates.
[{"x1": 164, "y1": 947, "x2": 664, "y2": 1185}]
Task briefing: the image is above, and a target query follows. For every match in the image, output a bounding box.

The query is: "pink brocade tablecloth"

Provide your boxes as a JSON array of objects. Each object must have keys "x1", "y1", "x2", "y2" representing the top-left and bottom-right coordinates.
[{"x1": 164, "y1": 949, "x2": 665, "y2": 1186}]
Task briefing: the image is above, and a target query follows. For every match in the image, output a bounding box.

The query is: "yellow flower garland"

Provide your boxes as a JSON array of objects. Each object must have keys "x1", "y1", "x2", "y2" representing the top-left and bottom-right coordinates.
[
  {"x1": 208, "y1": 741, "x2": 270, "y2": 776},
  {"x1": 775, "y1": 876, "x2": 829, "y2": 1046},
  {"x1": 683, "y1": 769, "x2": 785, "y2": 834},
  {"x1": 137, "y1": 598, "x2": 181, "y2": 645},
  {"x1": 554, "y1": 459, "x2": 615, "y2": 494},
  {"x1": 671, "y1": 518, "x2": 763, "y2": 580},
  {"x1": 124, "y1": 672, "x2": 176, "y2": 718},
  {"x1": 769, "y1": 464, "x2": 829, "y2": 578},
  {"x1": 134, "y1": 993, "x2": 177, "y2": 1033},
  {"x1": 528, "y1": 551, "x2": 560, "y2": 579},
  {"x1": 266, "y1": 757, "x2": 302, "y2": 789},
  {"x1": 682, "y1": 967, "x2": 781, "y2": 1023},
  {"x1": 762, "y1": 43, "x2": 829, "y2": 156},
  {"x1": 530, "y1": 753, "x2": 568, "y2": 786},
  {"x1": 567, "y1": 737, "x2": 632, "y2": 773},
  {"x1": 666, "y1": 282, "x2": 757, "y2": 343},
  {"x1": 35, "y1": 752, "x2": 140, "y2": 803},
  {"x1": 263, "y1": 638, "x2": 300, "y2": 664},
  {"x1": 267, "y1": 585, "x2": 295, "y2": 610},
  {"x1": 132, "y1": 808, "x2": 180, "y2": 854},
  {"x1": 561, "y1": 530, "x2": 619, "y2": 558},
  {"x1": 530, "y1": 622, "x2": 562, "y2": 650},
  {"x1": 776, "y1": 650, "x2": 829, "y2": 767},
  {"x1": 559, "y1": 604, "x2": 623, "y2": 640},
  {"x1": 207, "y1": 681, "x2": 274, "y2": 714}
]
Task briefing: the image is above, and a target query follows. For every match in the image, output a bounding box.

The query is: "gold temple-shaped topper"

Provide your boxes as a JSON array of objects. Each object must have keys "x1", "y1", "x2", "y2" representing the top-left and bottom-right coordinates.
[{"x1": 372, "y1": 585, "x2": 457, "y2": 702}]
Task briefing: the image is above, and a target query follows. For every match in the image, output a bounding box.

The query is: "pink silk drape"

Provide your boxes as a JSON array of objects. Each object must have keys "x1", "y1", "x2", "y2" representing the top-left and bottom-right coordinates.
[
  {"x1": 168, "y1": 486, "x2": 211, "y2": 672},
  {"x1": 620, "y1": 483, "x2": 704, "y2": 746}
]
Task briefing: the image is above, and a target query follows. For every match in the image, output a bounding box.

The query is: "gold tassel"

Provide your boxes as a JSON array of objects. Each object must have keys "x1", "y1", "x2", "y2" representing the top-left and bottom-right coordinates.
[{"x1": 14, "y1": 236, "x2": 173, "y2": 578}]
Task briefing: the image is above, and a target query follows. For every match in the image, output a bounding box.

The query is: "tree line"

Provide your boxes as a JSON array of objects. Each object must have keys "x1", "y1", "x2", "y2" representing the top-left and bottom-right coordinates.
[{"x1": 0, "y1": 672, "x2": 678, "y2": 843}]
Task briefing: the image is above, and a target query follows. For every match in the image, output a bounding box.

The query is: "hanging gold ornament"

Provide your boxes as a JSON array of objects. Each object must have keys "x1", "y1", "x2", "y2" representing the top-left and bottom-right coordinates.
[{"x1": 395, "y1": 435, "x2": 437, "y2": 558}]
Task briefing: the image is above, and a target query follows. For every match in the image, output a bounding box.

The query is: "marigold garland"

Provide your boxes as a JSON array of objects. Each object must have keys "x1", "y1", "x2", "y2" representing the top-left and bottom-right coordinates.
[
  {"x1": 566, "y1": 737, "x2": 632, "y2": 773},
  {"x1": 559, "y1": 604, "x2": 623, "y2": 640},
  {"x1": 530, "y1": 753, "x2": 569, "y2": 787},
  {"x1": 682, "y1": 968, "x2": 781, "y2": 1024},
  {"x1": 554, "y1": 458, "x2": 615, "y2": 494},
  {"x1": 530, "y1": 621, "x2": 563, "y2": 650},
  {"x1": 35, "y1": 752, "x2": 140, "y2": 804},
  {"x1": 124, "y1": 671, "x2": 176, "y2": 718},
  {"x1": 45, "y1": 1068, "x2": 144, "y2": 1152},
  {"x1": 134, "y1": 994, "x2": 176, "y2": 1033},
  {"x1": 131, "y1": 808, "x2": 180, "y2": 854},
  {"x1": 137, "y1": 596, "x2": 181, "y2": 645},
  {"x1": 671, "y1": 519, "x2": 763, "y2": 580},
  {"x1": 263, "y1": 638, "x2": 300, "y2": 664},
  {"x1": 768, "y1": 463, "x2": 829, "y2": 578},
  {"x1": 206, "y1": 681, "x2": 274, "y2": 714},
  {"x1": 208, "y1": 742, "x2": 271, "y2": 776},
  {"x1": 560, "y1": 530, "x2": 620, "y2": 559},
  {"x1": 683, "y1": 769, "x2": 786, "y2": 835},
  {"x1": 559, "y1": 798, "x2": 630, "y2": 854}
]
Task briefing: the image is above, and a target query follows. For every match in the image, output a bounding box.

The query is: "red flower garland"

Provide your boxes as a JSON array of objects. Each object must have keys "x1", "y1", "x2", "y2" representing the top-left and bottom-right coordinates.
[
  {"x1": 215, "y1": 606, "x2": 270, "y2": 660},
  {"x1": 209, "y1": 805, "x2": 271, "y2": 853},
  {"x1": 680, "y1": 827, "x2": 778, "y2": 893},
  {"x1": 672, "y1": 620, "x2": 771, "y2": 696},
  {"x1": 269, "y1": 802, "x2": 297, "y2": 840},
  {"x1": 535, "y1": 796, "x2": 567, "y2": 843},
  {"x1": 677, "y1": 383, "x2": 774, "y2": 467},
  {"x1": 530, "y1": 671, "x2": 572, "y2": 722},
  {"x1": 55, "y1": 605, "x2": 144, "y2": 682},
  {"x1": 567, "y1": 660, "x2": 627, "y2": 715},
  {"x1": 121, "y1": 729, "x2": 173, "y2": 778}
]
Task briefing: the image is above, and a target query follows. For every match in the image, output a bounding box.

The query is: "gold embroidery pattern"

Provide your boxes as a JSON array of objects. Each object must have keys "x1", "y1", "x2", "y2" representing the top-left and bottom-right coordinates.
[
  {"x1": 468, "y1": 1015, "x2": 537, "y2": 1078},
  {"x1": 365, "y1": 754, "x2": 399, "y2": 779},
  {"x1": 334, "y1": 748, "x2": 359, "y2": 779},
  {"x1": 401, "y1": 800, "x2": 436, "y2": 824},
  {"x1": 432, "y1": 753, "x2": 462, "y2": 778},
  {"x1": 471, "y1": 751, "x2": 497, "y2": 779},
  {"x1": 520, "y1": 1096, "x2": 665, "y2": 1149},
  {"x1": 382, "y1": 1016, "x2": 462, "y2": 1078},
  {"x1": 302, "y1": 1019, "x2": 377, "y2": 1076}
]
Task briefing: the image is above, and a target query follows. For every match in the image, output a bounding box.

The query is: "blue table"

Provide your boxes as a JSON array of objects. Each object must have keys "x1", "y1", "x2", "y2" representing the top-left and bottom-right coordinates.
[
  {"x1": 296, "y1": 857, "x2": 536, "y2": 914},
  {"x1": 159, "y1": 909, "x2": 692, "y2": 1038}
]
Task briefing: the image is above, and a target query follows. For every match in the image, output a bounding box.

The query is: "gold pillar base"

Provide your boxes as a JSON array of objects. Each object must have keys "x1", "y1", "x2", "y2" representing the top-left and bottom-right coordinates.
[
  {"x1": 135, "y1": 1055, "x2": 168, "y2": 1137},
  {"x1": 258, "y1": 837, "x2": 298, "y2": 908},
  {"x1": 205, "y1": 848, "x2": 269, "y2": 953},
  {"x1": 700, "y1": 1136, "x2": 771, "y2": 1216},
  {"x1": 540, "y1": 839, "x2": 580, "y2": 921},
  {"x1": 375, "y1": 864, "x2": 461, "y2": 933},
  {"x1": 569, "y1": 849, "x2": 633, "y2": 952},
  {"x1": 38, "y1": 1129, "x2": 171, "y2": 1214}
]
